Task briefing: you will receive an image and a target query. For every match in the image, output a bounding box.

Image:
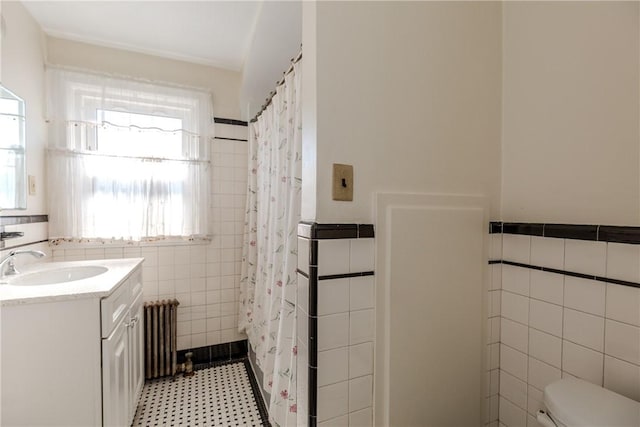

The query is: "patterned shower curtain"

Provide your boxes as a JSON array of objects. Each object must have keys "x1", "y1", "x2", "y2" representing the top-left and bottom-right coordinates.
[{"x1": 239, "y1": 61, "x2": 301, "y2": 427}]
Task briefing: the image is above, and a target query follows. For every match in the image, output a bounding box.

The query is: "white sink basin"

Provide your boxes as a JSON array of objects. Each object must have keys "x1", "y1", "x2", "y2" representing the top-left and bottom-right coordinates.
[{"x1": 8, "y1": 266, "x2": 109, "y2": 286}]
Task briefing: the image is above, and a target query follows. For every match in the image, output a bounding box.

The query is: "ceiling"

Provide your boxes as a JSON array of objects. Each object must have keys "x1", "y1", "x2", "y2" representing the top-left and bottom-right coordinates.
[{"x1": 22, "y1": 1, "x2": 262, "y2": 71}]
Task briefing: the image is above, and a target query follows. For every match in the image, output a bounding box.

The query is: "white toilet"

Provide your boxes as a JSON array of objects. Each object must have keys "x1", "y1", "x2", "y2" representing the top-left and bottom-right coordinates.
[{"x1": 536, "y1": 378, "x2": 640, "y2": 427}]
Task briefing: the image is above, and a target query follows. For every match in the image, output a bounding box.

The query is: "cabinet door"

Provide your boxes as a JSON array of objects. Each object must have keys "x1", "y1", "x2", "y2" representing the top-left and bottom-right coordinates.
[
  {"x1": 103, "y1": 318, "x2": 129, "y2": 427},
  {"x1": 129, "y1": 294, "x2": 144, "y2": 421}
]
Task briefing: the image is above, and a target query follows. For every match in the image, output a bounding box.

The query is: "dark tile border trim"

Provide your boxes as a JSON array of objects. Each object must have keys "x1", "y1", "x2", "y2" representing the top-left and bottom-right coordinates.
[
  {"x1": 308, "y1": 238, "x2": 318, "y2": 424},
  {"x1": 213, "y1": 136, "x2": 248, "y2": 142},
  {"x1": 213, "y1": 117, "x2": 248, "y2": 127},
  {"x1": 0, "y1": 239, "x2": 48, "y2": 252},
  {"x1": 241, "y1": 358, "x2": 272, "y2": 427},
  {"x1": 489, "y1": 222, "x2": 503, "y2": 234},
  {"x1": 502, "y1": 223, "x2": 544, "y2": 236},
  {"x1": 298, "y1": 221, "x2": 375, "y2": 425},
  {"x1": 489, "y1": 260, "x2": 640, "y2": 289},
  {"x1": 0, "y1": 215, "x2": 48, "y2": 226},
  {"x1": 318, "y1": 271, "x2": 375, "y2": 281},
  {"x1": 298, "y1": 221, "x2": 375, "y2": 239},
  {"x1": 489, "y1": 221, "x2": 640, "y2": 244},
  {"x1": 599, "y1": 226, "x2": 640, "y2": 244},
  {"x1": 177, "y1": 339, "x2": 248, "y2": 366}
]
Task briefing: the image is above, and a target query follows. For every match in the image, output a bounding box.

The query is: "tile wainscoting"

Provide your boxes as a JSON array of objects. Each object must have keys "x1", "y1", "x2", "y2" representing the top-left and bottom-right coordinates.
[
  {"x1": 0, "y1": 215, "x2": 51, "y2": 263},
  {"x1": 297, "y1": 222, "x2": 375, "y2": 427},
  {"x1": 489, "y1": 222, "x2": 640, "y2": 427}
]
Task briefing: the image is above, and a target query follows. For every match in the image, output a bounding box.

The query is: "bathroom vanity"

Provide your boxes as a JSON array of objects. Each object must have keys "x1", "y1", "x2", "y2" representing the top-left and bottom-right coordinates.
[{"x1": 0, "y1": 258, "x2": 144, "y2": 426}]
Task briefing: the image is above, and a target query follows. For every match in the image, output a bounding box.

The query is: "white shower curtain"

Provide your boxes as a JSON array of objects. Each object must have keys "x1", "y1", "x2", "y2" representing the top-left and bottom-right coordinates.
[{"x1": 239, "y1": 61, "x2": 302, "y2": 427}]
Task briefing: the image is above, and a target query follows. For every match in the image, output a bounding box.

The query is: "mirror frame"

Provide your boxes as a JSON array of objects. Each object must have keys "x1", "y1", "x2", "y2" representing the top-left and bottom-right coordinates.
[{"x1": 0, "y1": 84, "x2": 27, "y2": 210}]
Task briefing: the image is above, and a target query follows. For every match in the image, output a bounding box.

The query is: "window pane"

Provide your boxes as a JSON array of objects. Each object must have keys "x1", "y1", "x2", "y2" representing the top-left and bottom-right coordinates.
[{"x1": 96, "y1": 109, "x2": 183, "y2": 158}]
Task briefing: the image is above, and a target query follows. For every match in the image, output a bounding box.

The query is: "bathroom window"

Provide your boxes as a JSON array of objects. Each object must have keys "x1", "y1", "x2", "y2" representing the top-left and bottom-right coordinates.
[
  {"x1": 46, "y1": 68, "x2": 213, "y2": 243},
  {"x1": 94, "y1": 110, "x2": 184, "y2": 158}
]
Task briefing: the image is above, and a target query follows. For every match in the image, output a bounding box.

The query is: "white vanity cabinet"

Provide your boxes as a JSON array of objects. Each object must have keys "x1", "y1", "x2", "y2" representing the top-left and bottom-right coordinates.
[
  {"x1": 102, "y1": 267, "x2": 144, "y2": 427},
  {"x1": 0, "y1": 259, "x2": 144, "y2": 427}
]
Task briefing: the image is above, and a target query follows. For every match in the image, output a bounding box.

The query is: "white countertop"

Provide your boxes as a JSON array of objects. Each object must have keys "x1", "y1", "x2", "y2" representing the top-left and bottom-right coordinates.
[{"x1": 0, "y1": 258, "x2": 144, "y2": 306}]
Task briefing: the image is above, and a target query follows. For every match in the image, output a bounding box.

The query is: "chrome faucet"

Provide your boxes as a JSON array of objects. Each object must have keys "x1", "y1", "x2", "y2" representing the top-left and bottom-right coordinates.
[{"x1": 0, "y1": 250, "x2": 46, "y2": 278}]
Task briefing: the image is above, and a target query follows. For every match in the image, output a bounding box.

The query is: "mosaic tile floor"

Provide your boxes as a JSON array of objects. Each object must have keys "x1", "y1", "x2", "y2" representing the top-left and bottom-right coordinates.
[{"x1": 132, "y1": 360, "x2": 269, "y2": 426}]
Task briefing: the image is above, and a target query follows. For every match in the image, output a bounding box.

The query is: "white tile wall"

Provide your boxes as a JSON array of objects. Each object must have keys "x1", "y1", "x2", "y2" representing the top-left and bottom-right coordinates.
[
  {"x1": 606, "y1": 283, "x2": 640, "y2": 326},
  {"x1": 502, "y1": 234, "x2": 530, "y2": 264},
  {"x1": 496, "y1": 234, "x2": 640, "y2": 427},
  {"x1": 319, "y1": 278, "x2": 350, "y2": 316},
  {"x1": 499, "y1": 397, "x2": 527, "y2": 427},
  {"x1": 528, "y1": 329, "x2": 561, "y2": 368},
  {"x1": 563, "y1": 308, "x2": 604, "y2": 352},
  {"x1": 317, "y1": 381, "x2": 349, "y2": 422},
  {"x1": 349, "y1": 342, "x2": 374, "y2": 379},
  {"x1": 564, "y1": 239, "x2": 607, "y2": 277},
  {"x1": 298, "y1": 237, "x2": 310, "y2": 274},
  {"x1": 348, "y1": 375, "x2": 373, "y2": 412},
  {"x1": 502, "y1": 265, "x2": 530, "y2": 297},
  {"x1": 318, "y1": 240, "x2": 351, "y2": 276},
  {"x1": 316, "y1": 235, "x2": 375, "y2": 426},
  {"x1": 0, "y1": 222, "x2": 49, "y2": 254},
  {"x1": 501, "y1": 318, "x2": 528, "y2": 353},
  {"x1": 604, "y1": 355, "x2": 640, "y2": 401},
  {"x1": 562, "y1": 340, "x2": 603, "y2": 385},
  {"x1": 318, "y1": 313, "x2": 349, "y2": 351},
  {"x1": 499, "y1": 371, "x2": 527, "y2": 409},
  {"x1": 605, "y1": 319, "x2": 640, "y2": 365},
  {"x1": 486, "y1": 234, "x2": 502, "y2": 425},
  {"x1": 529, "y1": 299, "x2": 562, "y2": 337},
  {"x1": 530, "y1": 236, "x2": 564, "y2": 270},
  {"x1": 564, "y1": 276, "x2": 605, "y2": 316},
  {"x1": 606, "y1": 243, "x2": 640, "y2": 282},
  {"x1": 501, "y1": 344, "x2": 528, "y2": 382},
  {"x1": 318, "y1": 347, "x2": 349, "y2": 387},
  {"x1": 529, "y1": 270, "x2": 563, "y2": 305},
  {"x1": 502, "y1": 291, "x2": 530, "y2": 325},
  {"x1": 349, "y1": 408, "x2": 372, "y2": 426},
  {"x1": 350, "y1": 276, "x2": 374, "y2": 311},
  {"x1": 53, "y1": 136, "x2": 248, "y2": 350},
  {"x1": 349, "y1": 239, "x2": 375, "y2": 272}
]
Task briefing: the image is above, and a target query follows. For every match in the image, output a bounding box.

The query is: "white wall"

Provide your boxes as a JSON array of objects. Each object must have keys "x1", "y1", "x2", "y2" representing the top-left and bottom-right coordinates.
[
  {"x1": 1, "y1": 0, "x2": 47, "y2": 216},
  {"x1": 497, "y1": 234, "x2": 640, "y2": 427},
  {"x1": 303, "y1": 1, "x2": 503, "y2": 223},
  {"x1": 240, "y1": 0, "x2": 302, "y2": 120},
  {"x1": 502, "y1": 1, "x2": 640, "y2": 225},
  {"x1": 46, "y1": 36, "x2": 243, "y2": 120}
]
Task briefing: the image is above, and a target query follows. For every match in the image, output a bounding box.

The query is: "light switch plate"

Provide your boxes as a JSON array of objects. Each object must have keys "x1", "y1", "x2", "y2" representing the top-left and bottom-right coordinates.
[
  {"x1": 28, "y1": 175, "x2": 36, "y2": 195},
  {"x1": 332, "y1": 164, "x2": 353, "y2": 201}
]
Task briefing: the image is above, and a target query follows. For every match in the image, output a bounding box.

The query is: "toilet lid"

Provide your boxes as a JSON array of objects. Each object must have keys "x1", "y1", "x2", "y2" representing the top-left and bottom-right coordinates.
[{"x1": 544, "y1": 378, "x2": 640, "y2": 427}]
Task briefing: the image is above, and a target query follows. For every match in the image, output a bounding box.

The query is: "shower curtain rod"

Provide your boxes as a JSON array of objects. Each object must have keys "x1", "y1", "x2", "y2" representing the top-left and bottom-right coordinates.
[{"x1": 250, "y1": 50, "x2": 302, "y2": 124}]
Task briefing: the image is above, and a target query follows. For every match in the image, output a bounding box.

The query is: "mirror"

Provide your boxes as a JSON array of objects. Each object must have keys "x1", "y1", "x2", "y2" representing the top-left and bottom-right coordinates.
[{"x1": 0, "y1": 84, "x2": 26, "y2": 210}]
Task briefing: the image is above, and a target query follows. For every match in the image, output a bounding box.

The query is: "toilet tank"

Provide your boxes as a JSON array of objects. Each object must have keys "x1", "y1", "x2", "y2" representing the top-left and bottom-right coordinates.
[{"x1": 544, "y1": 378, "x2": 640, "y2": 427}]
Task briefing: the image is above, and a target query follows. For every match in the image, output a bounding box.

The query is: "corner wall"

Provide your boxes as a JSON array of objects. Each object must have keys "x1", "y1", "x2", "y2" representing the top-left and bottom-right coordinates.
[
  {"x1": 502, "y1": 1, "x2": 640, "y2": 225},
  {"x1": 305, "y1": 1, "x2": 502, "y2": 224},
  {"x1": 497, "y1": 3, "x2": 640, "y2": 426}
]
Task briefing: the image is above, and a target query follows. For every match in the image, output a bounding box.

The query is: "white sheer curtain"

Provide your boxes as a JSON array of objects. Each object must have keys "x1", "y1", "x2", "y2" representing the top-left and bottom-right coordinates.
[
  {"x1": 46, "y1": 68, "x2": 212, "y2": 242},
  {"x1": 239, "y1": 61, "x2": 302, "y2": 427}
]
